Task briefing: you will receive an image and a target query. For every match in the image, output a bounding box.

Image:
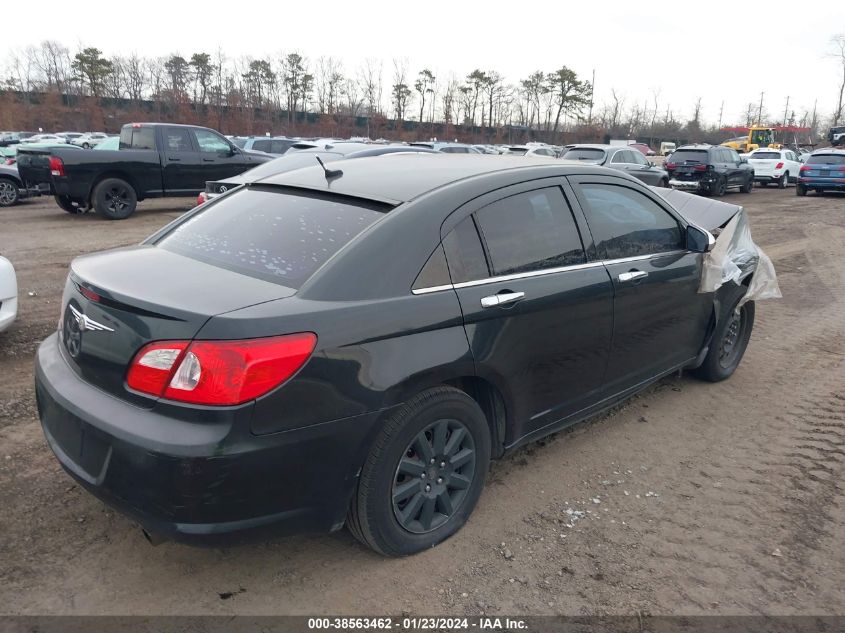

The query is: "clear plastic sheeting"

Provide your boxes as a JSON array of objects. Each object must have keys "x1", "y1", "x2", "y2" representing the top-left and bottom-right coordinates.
[
  {"x1": 652, "y1": 187, "x2": 781, "y2": 305},
  {"x1": 699, "y1": 209, "x2": 782, "y2": 305}
]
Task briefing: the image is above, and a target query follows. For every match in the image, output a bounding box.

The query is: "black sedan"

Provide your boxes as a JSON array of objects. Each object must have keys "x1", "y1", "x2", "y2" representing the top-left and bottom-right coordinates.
[
  {"x1": 562, "y1": 144, "x2": 669, "y2": 187},
  {"x1": 36, "y1": 156, "x2": 756, "y2": 555}
]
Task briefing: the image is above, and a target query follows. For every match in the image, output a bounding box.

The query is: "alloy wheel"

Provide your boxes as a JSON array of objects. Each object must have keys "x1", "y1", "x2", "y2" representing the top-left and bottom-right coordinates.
[
  {"x1": 0, "y1": 180, "x2": 18, "y2": 205},
  {"x1": 392, "y1": 419, "x2": 476, "y2": 534},
  {"x1": 106, "y1": 186, "x2": 130, "y2": 213}
]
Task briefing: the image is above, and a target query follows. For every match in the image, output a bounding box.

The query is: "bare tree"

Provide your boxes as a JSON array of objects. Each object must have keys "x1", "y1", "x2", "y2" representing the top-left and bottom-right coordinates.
[{"x1": 831, "y1": 34, "x2": 845, "y2": 125}]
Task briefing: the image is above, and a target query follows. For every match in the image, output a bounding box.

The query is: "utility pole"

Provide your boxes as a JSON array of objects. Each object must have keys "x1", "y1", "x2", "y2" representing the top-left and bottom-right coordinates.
[
  {"x1": 717, "y1": 101, "x2": 724, "y2": 130},
  {"x1": 587, "y1": 69, "x2": 595, "y2": 126},
  {"x1": 757, "y1": 91, "x2": 764, "y2": 123},
  {"x1": 782, "y1": 96, "x2": 790, "y2": 128}
]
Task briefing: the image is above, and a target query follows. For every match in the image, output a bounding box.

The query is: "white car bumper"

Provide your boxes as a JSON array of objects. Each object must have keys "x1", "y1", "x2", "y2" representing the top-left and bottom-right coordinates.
[{"x1": 0, "y1": 256, "x2": 18, "y2": 333}]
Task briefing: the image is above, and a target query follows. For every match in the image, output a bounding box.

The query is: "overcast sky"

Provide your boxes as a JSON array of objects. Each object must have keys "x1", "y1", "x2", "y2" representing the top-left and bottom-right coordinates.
[{"x1": 4, "y1": 0, "x2": 844, "y2": 125}]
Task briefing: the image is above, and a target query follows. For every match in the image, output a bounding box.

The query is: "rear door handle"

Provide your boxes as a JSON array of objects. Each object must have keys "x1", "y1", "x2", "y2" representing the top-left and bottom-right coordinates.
[
  {"x1": 481, "y1": 291, "x2": 525, "y2": 308},
  {"x1": 167, "y1": 157, "x2": 181, "y2": 162},
  {"x1": 618, "y1": 270, "x2": 648, "y2": 283},
  {"x1": 202, "y1": 158, "x2": 215, "y2": 163}
]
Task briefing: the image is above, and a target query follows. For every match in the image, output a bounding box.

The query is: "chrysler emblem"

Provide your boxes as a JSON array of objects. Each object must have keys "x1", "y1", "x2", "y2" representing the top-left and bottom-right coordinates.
[
  {"x1": 63, "y1": 304, "x2": 113, "y2": 359},
  {"x1": 219, "y1": 185, "x2": 228, "y2": 193}
]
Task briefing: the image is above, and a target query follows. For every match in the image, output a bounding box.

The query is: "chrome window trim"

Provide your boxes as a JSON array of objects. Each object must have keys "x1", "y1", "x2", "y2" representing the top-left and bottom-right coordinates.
[{"x1": 410, "y1": 250, "x2": 689, "y2": 295}]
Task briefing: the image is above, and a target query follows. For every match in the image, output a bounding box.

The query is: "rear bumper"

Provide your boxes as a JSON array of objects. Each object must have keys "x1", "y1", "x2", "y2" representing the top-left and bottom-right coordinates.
[
  {"x1": 798, "y1": 176, "x2": 845, "y2": 189},
  {"x1": 35, "y1": 333, "x2": 385, "y2": 544},
  {"x1": 669, "y1": 178, "x2": 706, "y2": 191}
]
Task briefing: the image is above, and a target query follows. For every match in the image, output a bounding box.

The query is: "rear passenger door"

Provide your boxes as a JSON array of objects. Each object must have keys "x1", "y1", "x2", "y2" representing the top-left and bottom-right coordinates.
[
  {"x1": 570, "y1": 176, "x2": 712, "y2": 395},
  {"x1": 441, "y1": 182, "x2": 614, "y2": 442},
  {"x1": 160, "y1": 126, "x2": 202, "y2": 194}
]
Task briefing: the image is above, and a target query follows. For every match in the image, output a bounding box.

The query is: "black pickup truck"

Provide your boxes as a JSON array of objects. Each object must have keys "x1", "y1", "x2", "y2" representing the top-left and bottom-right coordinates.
[{"x1": 16, "y1": 123, "x2": 271, "y2": 219}]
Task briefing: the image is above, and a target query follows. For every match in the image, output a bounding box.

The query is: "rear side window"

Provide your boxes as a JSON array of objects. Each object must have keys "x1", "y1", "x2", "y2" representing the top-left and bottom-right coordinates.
[
  {"x1": 474, "y1": 187, "x2": 586, "y2": 276},
  {"x1": 413, "y1": 245, "x2": 451, "y2": 290},
  {"x1": 163, "y1": 127, "x2": 193, "y2": 152},
  {"x1": 579, "y1": 184, "x2": 683, "y2": 259},
  {"x1": 443, "y1": 216, "x2": 489, "y2": 283},
  {"x1": 251, "y1": 139, "x2": 272, "y2": 152},
  {"x1": 807, "y1": 154, "x2": 845, "y2": 165},
  {"x1": 156, "y1": 187, "x2": 389, "y2": 288}
]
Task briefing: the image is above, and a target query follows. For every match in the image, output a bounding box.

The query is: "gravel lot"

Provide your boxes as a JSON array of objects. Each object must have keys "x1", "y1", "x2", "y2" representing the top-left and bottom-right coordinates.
[{"x1": 1, "y1": 186, "x2": 843, "y2": 616}]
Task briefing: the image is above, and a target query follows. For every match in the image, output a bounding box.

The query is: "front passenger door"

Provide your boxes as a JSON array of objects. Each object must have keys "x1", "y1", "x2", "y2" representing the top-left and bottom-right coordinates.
[
  {"x1": 572, "y1": 177, "x2": 712, "y2": 395},
  {"x1": 192, "y1": 129, "x2": 244, "y2": 183}
]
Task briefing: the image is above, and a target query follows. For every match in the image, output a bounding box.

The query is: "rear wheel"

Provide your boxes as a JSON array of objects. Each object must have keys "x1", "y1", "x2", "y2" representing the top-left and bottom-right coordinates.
[
  {"x1": 778, "y1": 172, "x2": 788, "y2": 189},
  {"x1": 92, "y1": 178, "x2": 137, "y2": 220},
  {"x1": 347, "y1": 386, "x2": 491, "y2": 556},
  {"x1": 796, "y1": 184, "x2": 807, "y2": 197},
  {"x1": 711, "y1": 176, "x2": 727, "y2": 197},
  {"x1": 0, "y1": 177, "x2": 20, "y2": 207},
  {"x1": 54, "y1": 195, "x2": 89, "y2": 214},
  {"x1": 693, "y1": 284, "x2": 755, "y2": 382}
]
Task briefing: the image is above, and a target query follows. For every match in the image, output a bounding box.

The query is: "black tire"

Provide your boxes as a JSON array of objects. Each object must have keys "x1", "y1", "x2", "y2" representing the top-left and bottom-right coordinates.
[
  {"x1": 692, "y1": 284, "x2": 755, "y2": 383},
  {"x1": 82, "y1": 142, "x2": 90, "y2": 149},
  {"x1": 54, "y1": 195, "x2": 88, "y2": 214},
  {"x1": 348, "y1": 386, "x2": 492, "y2": 556},
  {"x1": 796, "y1": 184, "x2": 807, "y2": 197},
  {"x1": 711, "y1": 175, "x2": 727, "y2": 197},
  {"x1": 0, "y1": 177, "x2": 20, "y2": 207},
  {"x1": 778, "y1": 172, "x2": 788, "y2": 189},
  {"x1": 92, "y1": 178, "x2": 137, "y2": 220},
  {"x1": 740, "y1": 175, "x2": 754, "y2": 193}
]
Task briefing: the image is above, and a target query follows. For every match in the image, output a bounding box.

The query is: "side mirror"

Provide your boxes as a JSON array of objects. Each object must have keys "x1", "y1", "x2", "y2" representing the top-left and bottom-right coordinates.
[
  {"x1": 687, "y1": 225, "x2": 715, "y2": 253},
  {"x1": 229, "y1": 145, "x2": 239, "y2": 156}
]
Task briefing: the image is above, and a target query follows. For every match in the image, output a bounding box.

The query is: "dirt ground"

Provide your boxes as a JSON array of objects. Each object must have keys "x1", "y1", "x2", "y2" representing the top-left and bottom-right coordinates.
[{"x1": 1, "y1": 186, "x2": 843, "y2": 616}]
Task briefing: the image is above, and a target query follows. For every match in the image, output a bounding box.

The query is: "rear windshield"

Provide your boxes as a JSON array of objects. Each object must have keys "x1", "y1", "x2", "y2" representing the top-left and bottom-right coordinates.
[
  {"x1": 562, "y1": 148, "x2": 605, "y2": 162},
  {"x1": 667, "y1": 150, "x2": 709, "y2": 163},
  {"x1": 751, "y1": 152, "x2": 781, "y2": 159},
  {"x1": 806, "y1": 154, "x2": 845, "y2": 165},
  {"x1": 156, "y1": 187, "x2": 390, "y2": 288},
  {"x1": 508, "y1": 148, "x2": 528, "y2": 156}
]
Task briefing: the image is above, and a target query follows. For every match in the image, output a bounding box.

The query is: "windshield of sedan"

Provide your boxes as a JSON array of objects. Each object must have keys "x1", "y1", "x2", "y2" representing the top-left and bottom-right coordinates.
[
  {"x1": 562, "y1": 148, "x2": 606, "y2": 162},
  {"x1": 156, "y1": 186, "x2": 391, "y2": 288},
  {"x1": 806, "y1": 154, "x2": 845, "y2": 165}
]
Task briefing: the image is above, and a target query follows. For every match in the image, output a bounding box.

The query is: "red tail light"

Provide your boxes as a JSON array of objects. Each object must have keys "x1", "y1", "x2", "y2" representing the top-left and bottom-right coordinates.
[
  {"x1": 49, "y1": 156, "x2": 65, "y2": 177},
  {"x1": 127, "y1": 333, "x2": 317, "y2": 405},
  {"x1": 800, "y1": 165, "x2": 810, "y2": 173},
  {"x1": 775, "y1": 162, "x2": 784, "y2": 170},
  {"x1": 693, "y1": 164, "x2": 708, "y2": 172},
  {"x1": 196, "y1": 192, "x2": 207, "y2": 206},
  {"x1": 665, "y1": 162, "x2": 676, "y2": 170}
]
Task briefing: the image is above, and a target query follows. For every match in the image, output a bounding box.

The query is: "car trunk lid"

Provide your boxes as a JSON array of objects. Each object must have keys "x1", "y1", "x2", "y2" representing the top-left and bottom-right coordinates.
[{"x1": 59, "y1": 245, "x2": 295, "y2": 405}]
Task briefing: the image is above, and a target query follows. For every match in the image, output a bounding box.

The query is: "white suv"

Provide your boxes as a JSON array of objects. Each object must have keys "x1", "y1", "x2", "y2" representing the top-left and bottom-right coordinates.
[
  {"x1": 747, "y1": 148, "x2": 802, "y2": 188},
  {"x1": 0, "y1": 256, "x2": 17, "y2": 333}
]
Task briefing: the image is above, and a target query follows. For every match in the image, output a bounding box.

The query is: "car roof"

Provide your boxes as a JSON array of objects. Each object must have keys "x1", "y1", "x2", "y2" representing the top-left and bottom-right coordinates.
[
  {"x1": 811, "y1": 147, "x2": 845, "y2": 154},
  {"x1": 566, "y1": 144, "x2": 612, "y2": 150},
  {"x1": 260, "y1": 154, "x2": 620, "y2": 204}
]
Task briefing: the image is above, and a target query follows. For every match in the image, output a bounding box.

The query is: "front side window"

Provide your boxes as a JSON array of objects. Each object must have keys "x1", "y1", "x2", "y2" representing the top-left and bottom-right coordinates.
[
  {"x1": 473, "y1": 187, "x2": 586, "y2": 276},
  {"x1": 579, "y1": 183, "x2": 683, "y2": 260},
  {"x1": 194, "y1": 129, "x2": 232, "y2": 154}
]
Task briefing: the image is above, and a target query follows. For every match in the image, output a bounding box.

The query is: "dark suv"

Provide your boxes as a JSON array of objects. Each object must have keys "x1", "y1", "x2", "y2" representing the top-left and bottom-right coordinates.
[{"x1": 665, "y1": 145, "x2": 754, "y2": 196}]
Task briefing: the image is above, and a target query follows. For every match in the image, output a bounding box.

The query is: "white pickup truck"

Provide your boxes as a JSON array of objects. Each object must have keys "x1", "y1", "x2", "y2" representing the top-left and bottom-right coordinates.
[{"x1": 746, "y1": 148, "x2": 802, "y2": 188}]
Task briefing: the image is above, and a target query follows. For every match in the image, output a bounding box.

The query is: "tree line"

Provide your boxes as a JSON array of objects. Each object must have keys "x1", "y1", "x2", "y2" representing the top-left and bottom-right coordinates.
[{"x1": 1, "y1": 39, "x2": 838, "y2": 145}]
